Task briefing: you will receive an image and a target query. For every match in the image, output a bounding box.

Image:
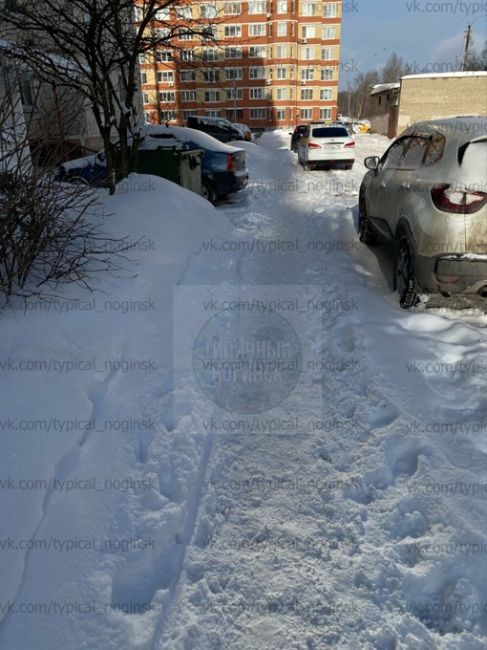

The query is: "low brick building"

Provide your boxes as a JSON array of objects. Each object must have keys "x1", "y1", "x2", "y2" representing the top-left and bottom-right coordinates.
[
  {"x1": 369, "y1": 82, "x2": 400, "y2": 138},
  {"x1": 397, "y1": 71, "x2": 487, "y2": 132}
]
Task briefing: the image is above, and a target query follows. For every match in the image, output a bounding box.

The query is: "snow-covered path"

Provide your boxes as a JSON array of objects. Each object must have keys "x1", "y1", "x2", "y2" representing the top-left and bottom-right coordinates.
[
  {"x1": 1, "y1": 132, "x2": 486, "y2": 650},
  {"x1": 151, "y1": 133, "x2": 487, "y2": 650}
]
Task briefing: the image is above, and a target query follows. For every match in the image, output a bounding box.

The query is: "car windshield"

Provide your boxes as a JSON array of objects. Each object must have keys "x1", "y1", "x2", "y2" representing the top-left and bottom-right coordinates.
[{"x1": 311, "y1": 127, "x2": 349, "y2": 138}]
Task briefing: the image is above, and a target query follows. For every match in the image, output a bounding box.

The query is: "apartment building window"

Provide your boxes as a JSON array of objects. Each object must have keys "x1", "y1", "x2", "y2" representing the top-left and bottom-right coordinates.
[
  {"x1": 250, "y1": 109, "x2": 266, "y2": 119},
  {"x1": 180, "y1": 70, "x2": 196, "y2": 81},
  {"x1": 143, "y1": 92, "x2": 150, "y2": 104},
  {"x1": 178, "y1": 29, "x2": 193, "y2": 40},
  {"x1": 323, "y1": 3, "x2": 338, "y2": 17},
  {"x1": 158, "y1": 71, "x2": 174, "y2": 83},
  {"x1": 250, "y1": 46, "x2": 266, "y2": 58},
  {"x1": 301, "y1": 46, "x2": 315, "y2": 60},
  {"x1": 180, "y1": 50, "x2": 194, "y2": 62},
  {"x1": 276, "y1": 67, "x2": 287, "y2": 79},
  {"x1": 200, "y1": 3, "x2": 217, "y2": 18},
  {"x1": 322, "y1": 47, "x2": 335, "y2": 60},
  {"x1": 182, "y1": 91, "x2": 197, "y2": 102},
  {"x1": 176, "y1": 6, "x2": 192, "y2": 19},
  {"x1": 276, "y1": 109, "x2": 286, "y2": 120},
  {"x1": 225, "y1": 47, "x2": 243, "y2": 58},
  {"x1": 155, "y1": 7, "x2": 170, "y2": 20},
  {"x1": 276, "y1": 87, "x2": 287, "y2": 100},
  {"x1": 160, "y1": 110, "x2": 177, "y2": 121},
  {"x1": 225, "y1": 67, "x2": 243, "y2": 80},
  {"x1": 320, "y1": 107, "x2": 332, "y2": 120},
  {"x1": 225, "y1": 25, "x2": 242, "y2": 37},
  {"x1": 157, "y1": 50, "x2": 173, "y2": 62},
  {"x1": 320, "y1": 88, "x2": 333, "y2": 100},
  {"x1": 206, "y1": 110, "x2": 221, "y2": 117},
  {"x1": 301, "y1": 88, "x2": 313, "y2": 100},
  {"x1": 226, "y1": 108, "x2": 244, "y2": 119},
  {"x1": 277, "y1": 22, "x2": 287, "y2": 37},
  {"x1": 203, "y1": 69, "x2": 220, "y2": 82},
  {"x1": 138, "y1": 53, "x2": 146, "y2": 64},
  {"x1": 276, "y1": 45, "x2": 287, "y2": 58},
  {"x1": 249, "y1": 24, "x2": 266, "y2": 37},
  {"x1": 301, "y1": 3, "x2": 317, "y2": 16},
  {"x1": 154, "y1": 28, "x2": 170, "y2": 39},
  {"x1": 205, "y1": 90, "x2": 220, "y2": 102},
  {"x1": 277, "y1": 1, "x2": 288, "y2": 12},
  {"x1": 249, "y1": 67, "x2": 266, "y2": 79},
  {"x1": 202, "y1": 48, "x2": 219, "y2": 61},
  {"x1": 301, "y1": 68, "x2": 314, "y2": 80},
  {"x1": 226, "y1": 88, "x2": 243, "y2": 100},
  {"x1": 249, "y1": 0, "x2": 266, "y2": 13},
  {"x1": 133, "y1": 6, "x2": 143, "y2": 22},
  {"x1": 159, "y1": 91, "x2": 175, "y2": 102},
  {"x1": 140, "y1": 72, "x2": 147, "y2": 84},
  {"x1": 250, "y1": 88, "x2": 266, "y2": 99},
  {"x1": 301, "y1": 25, "x2": 316, "y2": 39},
  {"x1": 323, "y1": 26, "x2": 337, "y2": 39},
  {"x1": 181, "y1": 110, "x2": 193, "y2": 121},
  {"x1": 321, "y1": 68, "x2": 334, "y2": 80},
  {"x1": 224, "y1": 2, "x2": 241, "y2": 14},
  {"x1": 300, "y1": 108, "x2": 313, "y2": 119}
]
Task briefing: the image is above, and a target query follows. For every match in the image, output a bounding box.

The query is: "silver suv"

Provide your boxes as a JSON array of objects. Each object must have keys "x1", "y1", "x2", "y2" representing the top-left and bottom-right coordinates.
[{"x1": 358, "y1": 116, "x2": 487, "y2": 308}]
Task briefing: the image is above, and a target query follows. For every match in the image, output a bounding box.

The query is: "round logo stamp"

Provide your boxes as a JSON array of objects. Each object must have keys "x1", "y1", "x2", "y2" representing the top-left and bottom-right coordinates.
[{"x1": 193, "y1": 308, "x2": 302, "y2": 414}]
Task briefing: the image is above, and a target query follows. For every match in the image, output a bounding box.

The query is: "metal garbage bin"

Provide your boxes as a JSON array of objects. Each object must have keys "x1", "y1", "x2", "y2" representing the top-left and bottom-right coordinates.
[{"x1": 135, "y1": 145, "x2": 203, "y2": 195}]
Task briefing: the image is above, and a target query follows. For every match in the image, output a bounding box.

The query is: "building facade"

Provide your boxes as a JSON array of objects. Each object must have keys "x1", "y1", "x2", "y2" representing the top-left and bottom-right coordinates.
[
  {"x1": 137, "y1": 0, "x2": 343, "y2": 129},
  {"x1": 398, "y1": 72, "x2": 487, "y2": 133},
  {"x1": 369, "y1": 83, "x2": 400, "y2": 138}
]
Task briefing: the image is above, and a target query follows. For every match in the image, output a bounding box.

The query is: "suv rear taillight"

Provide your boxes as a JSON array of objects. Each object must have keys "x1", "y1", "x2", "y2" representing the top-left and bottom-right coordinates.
[
  {"x1": 308, "y1": 142, "x2": 321, "y2": 149},
  {"x1": 344, "y1": 141, "x2": 355, "y2": 148},
  {"x1": 227, "y1": 153, "x2": 235, "y2": 171},
  {"x1": 431, "y1": 184, "x2": 487, "y2": 214}
]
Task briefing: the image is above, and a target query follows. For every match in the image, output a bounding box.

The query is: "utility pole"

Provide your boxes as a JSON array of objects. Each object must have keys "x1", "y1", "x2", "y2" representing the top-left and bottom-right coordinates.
[{"x1": 462, "y1": 24, "x2": 472, "y2": 71}]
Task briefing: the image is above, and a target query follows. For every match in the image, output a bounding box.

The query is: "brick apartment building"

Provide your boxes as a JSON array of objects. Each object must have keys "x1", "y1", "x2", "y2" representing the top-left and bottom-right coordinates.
[{"x1": 137, "y1": 1, "x2": 343, "y2": 129}]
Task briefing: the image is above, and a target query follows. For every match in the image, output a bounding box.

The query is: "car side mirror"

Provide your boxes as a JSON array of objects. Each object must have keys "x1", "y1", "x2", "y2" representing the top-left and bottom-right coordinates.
[{"x1": 364, "y1": 156, "x2": 380, "y2": 171}]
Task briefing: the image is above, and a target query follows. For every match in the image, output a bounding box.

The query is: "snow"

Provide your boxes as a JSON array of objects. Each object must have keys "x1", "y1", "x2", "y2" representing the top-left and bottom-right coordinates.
[
  {"x1": 370, "y1": 83, "x2": 401, "y2": 95},
  {"x1": 1, "y1": 133, "x2": 487, "y2": 650},
  {"x1": 401, "y1": 71, "x2": 487, "y2": 80},
  {"x1": 144, "y1": 125, "x2": 243, "y2": 153}
]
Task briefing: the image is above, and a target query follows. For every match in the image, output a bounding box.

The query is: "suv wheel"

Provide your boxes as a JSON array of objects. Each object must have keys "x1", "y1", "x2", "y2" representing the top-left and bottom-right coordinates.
[
  {"x1": 202, "y1": 179, "x2": 216, "y2": 204},
  {"x1": 395, "y1": 237, "x2": 419, "y2": 309},
  {"x1": 358, "y1": 193, "x2": 377, "y2": 245}
]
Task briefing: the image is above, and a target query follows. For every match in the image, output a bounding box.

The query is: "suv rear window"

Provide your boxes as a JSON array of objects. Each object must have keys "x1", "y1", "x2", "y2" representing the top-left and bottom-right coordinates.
[{"x1": 311, "y1": 127, "x2": 349, "y2": 138}]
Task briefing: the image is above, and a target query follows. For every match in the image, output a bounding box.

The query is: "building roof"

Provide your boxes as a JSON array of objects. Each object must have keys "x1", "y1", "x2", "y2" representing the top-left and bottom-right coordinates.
[
  {"x1": 370, "y1": 83, "x2": 401, "y2": 96},
  {"x1": 401, "y1": 71, "x2": 487, "y2": 80}
]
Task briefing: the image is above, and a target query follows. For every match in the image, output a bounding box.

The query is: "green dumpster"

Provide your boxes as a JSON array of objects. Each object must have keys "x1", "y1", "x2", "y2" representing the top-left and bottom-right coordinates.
[{"x1": 135, "y1": 145, "x2": 203, "y2": 195}]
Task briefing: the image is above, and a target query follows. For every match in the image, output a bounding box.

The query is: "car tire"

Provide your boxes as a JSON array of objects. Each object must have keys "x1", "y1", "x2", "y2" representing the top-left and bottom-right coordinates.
[
  {"x1": 69, "y1": 175, "x2": 90, "y2": 186},
  {"x1": 395, "y1": 236, "x2": 420, "y2": 309},
  {"x1": 202, "y1": 179, "x2": 217, "y2": 204},
  {"x1": 358, "y1": 193, "x2": 377, "y2": 245}
]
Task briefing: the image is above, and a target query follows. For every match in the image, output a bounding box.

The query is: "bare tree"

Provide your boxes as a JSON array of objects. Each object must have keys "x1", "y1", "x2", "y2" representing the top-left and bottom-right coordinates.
[
  {"x1": 0, "y1": 0, "x2": 219, "y2": 194},
  {"x1": 0, "y1": 75, "x2": 129, "y2": 305},
  {"x1": 380, "y1": 53, "x2": 411, "y2": 84}
]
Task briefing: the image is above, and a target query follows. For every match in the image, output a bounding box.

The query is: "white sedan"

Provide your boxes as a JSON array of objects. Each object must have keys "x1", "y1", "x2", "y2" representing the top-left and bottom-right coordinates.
[{"x1": 297, "y1": 124, "x2": 356, "y2": 170}]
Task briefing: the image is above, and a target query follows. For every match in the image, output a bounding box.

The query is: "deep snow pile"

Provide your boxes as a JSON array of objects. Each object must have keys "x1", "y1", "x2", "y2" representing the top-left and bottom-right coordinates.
[{"x1": 1, "y1": 134, "x2": 487, "y2": 650}]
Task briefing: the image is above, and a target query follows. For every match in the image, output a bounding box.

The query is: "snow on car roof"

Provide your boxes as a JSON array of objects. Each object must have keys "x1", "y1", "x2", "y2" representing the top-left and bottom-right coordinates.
[{"x1": 145, "y1": 125, "x2": 243, "y2": 153}]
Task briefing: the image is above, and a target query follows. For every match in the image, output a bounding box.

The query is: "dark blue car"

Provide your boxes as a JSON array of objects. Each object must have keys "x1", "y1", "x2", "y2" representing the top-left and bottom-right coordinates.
[{"x1": 144, "y1": 125, "x2": 249, "y2": 203}]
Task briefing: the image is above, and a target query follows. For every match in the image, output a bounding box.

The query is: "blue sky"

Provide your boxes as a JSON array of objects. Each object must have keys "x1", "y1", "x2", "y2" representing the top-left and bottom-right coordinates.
[{"x1": 339, "y1": 0, "x2": 487, "y2": 88}]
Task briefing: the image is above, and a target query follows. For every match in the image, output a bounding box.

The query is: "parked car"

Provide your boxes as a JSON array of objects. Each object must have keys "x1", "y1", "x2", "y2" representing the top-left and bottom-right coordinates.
[
  {"x1": 358, "y1": 116, "x2": 487, "y2": 308},
  {"x1": 56, "y1": 151, "x2": 110, "y2": 186},
  {"x1": 297, "y1": 124, "x2": 356, "y2": 170},
  {"x1": 232, "y1": 122, "x2": 253, "y2": 141},
  {"x1": 290, "y1": 125, "x2": 308, "y2": 152},
  {"x1": 146, "y1": 125, "x2": 249, "y2": 203},
  {"x1": 186, "y1": 115, "x2": 244, "y2": 143}
]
